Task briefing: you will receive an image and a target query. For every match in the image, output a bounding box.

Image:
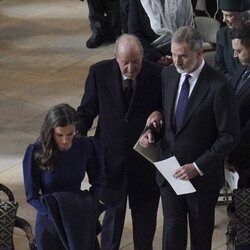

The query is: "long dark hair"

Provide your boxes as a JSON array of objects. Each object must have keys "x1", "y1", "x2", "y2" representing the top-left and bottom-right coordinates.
[{"x1": 34, "y1": 103, "x2": 79, "y2": 171}]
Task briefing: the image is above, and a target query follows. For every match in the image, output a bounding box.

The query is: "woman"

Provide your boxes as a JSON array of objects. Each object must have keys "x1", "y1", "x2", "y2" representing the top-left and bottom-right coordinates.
[
  {"x1": 129, "y1": 0, "x2": 193, "y2": 65},
  {"x1": 23, "y1": 103, "x2": 106, "y2": 250}
]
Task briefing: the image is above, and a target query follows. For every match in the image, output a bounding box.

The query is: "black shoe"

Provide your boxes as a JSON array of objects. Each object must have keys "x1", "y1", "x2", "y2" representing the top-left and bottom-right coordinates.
[{"x1": 86, "y1": 33, "x2": 106, "y2": 49}]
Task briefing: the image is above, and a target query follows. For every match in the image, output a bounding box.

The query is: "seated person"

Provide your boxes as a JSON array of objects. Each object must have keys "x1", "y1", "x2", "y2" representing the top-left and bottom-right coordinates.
[
  {"x1": 23, "y1": 103, "x2": 106, "y2": 250},
  {"x1": 215, "y1": 0, "x2": 245, "y2": 80},
  {"x1": 128, "y1": 0, "x2": 193, "y2": 66}
]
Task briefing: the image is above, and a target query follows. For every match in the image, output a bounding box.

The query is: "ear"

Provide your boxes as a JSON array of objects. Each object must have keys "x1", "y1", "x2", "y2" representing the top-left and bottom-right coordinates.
[{"x1": 197, "y1": 48, "x2": 203, "y2": 58}]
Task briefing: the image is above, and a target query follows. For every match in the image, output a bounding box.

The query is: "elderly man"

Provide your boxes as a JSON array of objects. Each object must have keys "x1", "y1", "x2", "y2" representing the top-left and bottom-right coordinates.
[
  {"x1": 140, "y1": 26, "x2": 240, "y2": 250},
  {"x1": 77, "y1": 34, "x2": 162, "y2": 250}
]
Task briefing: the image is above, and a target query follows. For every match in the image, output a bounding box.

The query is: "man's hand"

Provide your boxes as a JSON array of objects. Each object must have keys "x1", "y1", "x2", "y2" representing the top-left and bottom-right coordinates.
[
  {"x1": 224, "y1": 159, "x2": 236, "y2": 172},
  {"x1": 174, "y1": 163, "x2": 198, "y2": 180},
  {"x1": 156, "y1": 55, "x2": 173, "y2": 66},
  {"x1": 146, "y1": 111, "x2": 163, "y2": 133},
  {"x1": 139, "y1": 130, "x2": 155, "y2": 148}
]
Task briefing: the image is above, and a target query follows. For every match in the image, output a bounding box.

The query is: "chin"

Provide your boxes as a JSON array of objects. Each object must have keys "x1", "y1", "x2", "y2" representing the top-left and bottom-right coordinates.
[{"x1": 176, "y1": 67, "x2": 187, "y2": 74}]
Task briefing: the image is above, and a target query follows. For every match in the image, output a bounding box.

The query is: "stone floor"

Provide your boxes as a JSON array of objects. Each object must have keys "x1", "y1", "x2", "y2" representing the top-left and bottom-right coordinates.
[{"x1": 0, "y1": 0, "x2": 229, "y2": 249}]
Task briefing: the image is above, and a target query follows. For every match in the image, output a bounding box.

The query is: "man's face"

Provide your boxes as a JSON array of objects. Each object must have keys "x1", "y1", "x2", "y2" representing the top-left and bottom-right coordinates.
[
  {"x1": 232, "y1": 38, "x2": 250, "y2": 66},
  {"x1": 222, "y1": 10, "x2": 242, "y2": 29},
  {"x1": 171, "y1": 41, "x2": 202, "y2": 74},
  {"x1": 115, "y1": 47, "x2": 142, "y2": 79}
]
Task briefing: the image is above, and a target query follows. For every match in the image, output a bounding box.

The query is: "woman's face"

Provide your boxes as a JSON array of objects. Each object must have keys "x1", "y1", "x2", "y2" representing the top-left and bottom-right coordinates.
[
  {"x1": 53, "y1": 125, "x2": 75, "y2": 151},
  {"x1": 222, "y1": 11, "x2": 242, "y2": 29}
]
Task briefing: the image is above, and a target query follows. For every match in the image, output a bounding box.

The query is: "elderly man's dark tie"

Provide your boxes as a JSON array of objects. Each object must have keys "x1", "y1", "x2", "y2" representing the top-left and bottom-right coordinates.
[
  {"x1": 175, "y1": 74, "x2": 191, "y2": 130},
  {"x1": 235, "y1": 69, "x2": 250, "y2": 94},
  {"x1": 124, "y1": 79, "x2": 133, "y2": 107}
]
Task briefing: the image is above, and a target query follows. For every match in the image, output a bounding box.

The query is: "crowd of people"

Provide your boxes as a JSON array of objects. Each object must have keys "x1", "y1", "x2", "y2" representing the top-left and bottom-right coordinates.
[{"x1": 22, "y1": 0, "x2": 250, "y2": 249}]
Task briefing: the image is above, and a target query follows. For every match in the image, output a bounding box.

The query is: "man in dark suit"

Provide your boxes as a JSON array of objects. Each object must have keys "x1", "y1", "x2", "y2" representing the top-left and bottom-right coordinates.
[
  {"x1": 77, "y1": 34, "x2": 162, "y2": 250},
  {"x1": 140, "y1": 26, "x2": 240, "y2": 250},
  {"x1": 227, "y1": 23, "x2": 250, "y2": 189}
]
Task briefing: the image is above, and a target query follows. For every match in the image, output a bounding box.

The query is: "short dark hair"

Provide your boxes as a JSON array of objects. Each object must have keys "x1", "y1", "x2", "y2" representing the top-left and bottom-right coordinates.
[{"x1": 231, "y1": 23, "x2": 250, "y2": 48}]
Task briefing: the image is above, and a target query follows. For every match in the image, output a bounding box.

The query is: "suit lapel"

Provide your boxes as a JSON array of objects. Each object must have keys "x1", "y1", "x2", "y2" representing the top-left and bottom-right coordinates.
[
  {"x1": 106, "y1": 60, "x2": 127, "y2": 115},
  {"x1": 237, "y1": 78, "x2": 250, "y2": 98},
  {"x1": 234, "y1": 66, "x2": 250, "y2": 98},
  {"x1": 166, "y1": 72, "x2": 180, "y2": 131},
  {"x1": 232, "y1": 65, "x2": 247, "y2": 92},
  {"x1": 176, "y1": 64, "x2": 210, "y2": 134},
  {"x1": 127, "y1": 67, "x2": 149, "y2": 115}
]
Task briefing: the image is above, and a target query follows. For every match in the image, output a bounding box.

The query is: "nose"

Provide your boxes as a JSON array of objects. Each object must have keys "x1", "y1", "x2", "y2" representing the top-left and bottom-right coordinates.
[
  {"x1": 62, "y1": 136, "x2": 69, "y2": 144},
  {"x1": 233, "y1": 50, "x2": 238, "y2": 58},
  {"x1": 127, "y1": 62, "x2": 133, "y2": 72},
  {"x1": 175, "y1": 56, "x2": 181, "y2": 65}
]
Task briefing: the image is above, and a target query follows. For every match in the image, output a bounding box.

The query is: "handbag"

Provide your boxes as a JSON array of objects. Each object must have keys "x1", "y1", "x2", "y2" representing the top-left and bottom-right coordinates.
[{"x1": 226, "y1": 188, "x2": 250, "y2": 250}]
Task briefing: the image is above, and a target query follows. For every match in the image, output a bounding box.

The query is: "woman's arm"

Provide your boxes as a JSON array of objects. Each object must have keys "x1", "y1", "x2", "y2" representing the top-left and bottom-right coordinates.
[{"x1": 23, "y1": 144, "x2": 48, "y2": 215}]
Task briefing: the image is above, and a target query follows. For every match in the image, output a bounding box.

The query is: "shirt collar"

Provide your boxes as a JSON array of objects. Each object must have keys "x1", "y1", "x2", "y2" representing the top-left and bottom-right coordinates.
[{"x1": 181, "y1": 59, "x2": 205, "y2": 79}]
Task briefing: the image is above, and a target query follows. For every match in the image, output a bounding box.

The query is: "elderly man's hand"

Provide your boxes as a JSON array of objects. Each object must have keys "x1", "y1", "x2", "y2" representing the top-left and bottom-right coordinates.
[
  {"x1": 139, "y1": 130, "x2": 155, "y2": 148},
  {"x1": 146, "y1": 111, "x2": 163, "y2": 133}
]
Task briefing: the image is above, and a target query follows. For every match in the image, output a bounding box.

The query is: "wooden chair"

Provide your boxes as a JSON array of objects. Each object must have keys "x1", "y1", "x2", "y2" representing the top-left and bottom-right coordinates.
[{"x1": 0, "y1": 183, "x2": 36, "y2": 250}]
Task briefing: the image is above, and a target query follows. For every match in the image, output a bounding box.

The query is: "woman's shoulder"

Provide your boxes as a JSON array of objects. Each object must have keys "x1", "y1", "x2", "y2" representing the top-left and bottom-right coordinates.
[{"x1": 25, "y1": 141, "x2": 41, "y2": 153}]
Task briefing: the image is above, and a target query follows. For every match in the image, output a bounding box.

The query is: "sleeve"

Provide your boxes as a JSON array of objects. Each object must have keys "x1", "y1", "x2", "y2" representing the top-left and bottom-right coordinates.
[
  {"x1": 77, "y1": 66, "x2": 99, "y2": 136},
  {"x1": 85, "y1": 138, "x2": 106, "y2": 200},
  {"x1": 214, "y1": 30, "x2": 232, "y2": 80},
  {"x1": 23, "y1": 144, "x2": 48, "y2": 215},
  {"x1": 128, "y1": 0, "x2": 163, "y2": 62},
  {"x1": 195, "y1": 81, "x2": 240, "y2": 173},
  {"x1": 228, "y1": 117, "x2": 250, "y2": 170}
]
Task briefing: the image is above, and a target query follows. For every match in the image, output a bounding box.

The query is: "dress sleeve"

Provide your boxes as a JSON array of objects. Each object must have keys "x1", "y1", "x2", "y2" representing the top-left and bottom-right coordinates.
[
  {"x1": 85, "y1": 138, "x2": 106, "y2": 200},
  {"x1": 23, "y1": 144, "x2": 48, "y2": 215}
]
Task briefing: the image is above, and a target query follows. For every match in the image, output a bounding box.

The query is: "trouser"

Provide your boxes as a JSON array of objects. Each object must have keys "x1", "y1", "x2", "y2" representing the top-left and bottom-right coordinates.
[
  {"x1": 100, "y1": 196, "x2": 159, "y2": 250},
  {"x1": 86, "y1": 0, "x2": 121, "y2": 36},
  {"x1": 160, "y1": 184, "x2": 219, "y2": 250}
]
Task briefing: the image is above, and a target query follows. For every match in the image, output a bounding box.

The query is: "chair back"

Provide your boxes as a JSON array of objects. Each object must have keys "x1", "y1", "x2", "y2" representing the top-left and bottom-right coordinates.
[{"x1": 194, "y1": 16, "x2": 220, "y2": 50}]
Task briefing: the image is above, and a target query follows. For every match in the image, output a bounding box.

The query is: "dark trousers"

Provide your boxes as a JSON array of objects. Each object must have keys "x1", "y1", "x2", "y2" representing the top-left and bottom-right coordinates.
[
  {"x1": 100, "y1": 196, "x2": 159, "y2": 250},
  {"x1": 160, "y1": 184, "x2": 220, "y2": 250},
  {"x1": 119, "y1": 0, "x2": 129, "y2": 33},
  {"x1": 86, "y1": 0, "x2": 121, "y2": 36}
]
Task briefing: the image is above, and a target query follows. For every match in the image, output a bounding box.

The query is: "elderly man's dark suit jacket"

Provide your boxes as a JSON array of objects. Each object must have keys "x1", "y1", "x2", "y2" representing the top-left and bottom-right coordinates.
[
  {"x1": 157, "y1": 63, "x2": 240, "y2": 191},
  {"x1": 77, "y1": 59, "x2": 162, "y2": 208},
  {"x1": 229, "y1": 65, "x2": 250, "y2": 187}
]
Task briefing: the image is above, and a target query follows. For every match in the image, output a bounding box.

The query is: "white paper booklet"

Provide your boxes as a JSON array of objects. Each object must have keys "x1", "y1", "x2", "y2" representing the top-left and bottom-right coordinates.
[{"x1": 134, "y1": 139, "x2": 196, "y2": 195}]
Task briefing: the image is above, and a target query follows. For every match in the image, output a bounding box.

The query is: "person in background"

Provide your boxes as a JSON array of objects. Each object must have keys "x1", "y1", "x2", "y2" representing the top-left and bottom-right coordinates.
[
  {"x1": 139, "y1": 26, "x2": 240, "y2": 250},
  {"x1": 23, "y1": 103, "x2": 106, "y2": 250},
  {"x1": 77, "y1": 34, "x2": 162, "y2": 250},
  {"x1": 226, "y1": 23, "x2": 250, "y2": 189},
  {"x1": 193, "y1": 0, "x2": 218, "y2": 18},
  {"x1": 85, "y1": 0, "x2": 121, "y2": 48},
  {"x1": 120, "y1": 0, "x2": 129, "y2": 33},
  {"x1": 128, "y1": 0, "x2": 193, "y2": 66},
  {"x1": 226, "y1": 23, "x2": 250, "y2": 250},
  {"x1": 215, "y1": 0, "x2": 245, "y2": 80}
]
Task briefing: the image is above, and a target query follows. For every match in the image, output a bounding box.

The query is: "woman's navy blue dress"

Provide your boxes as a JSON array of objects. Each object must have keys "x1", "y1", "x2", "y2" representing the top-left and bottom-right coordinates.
[{"x1": 23, "y1": 137, "x2": 105, "y2": 250}]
